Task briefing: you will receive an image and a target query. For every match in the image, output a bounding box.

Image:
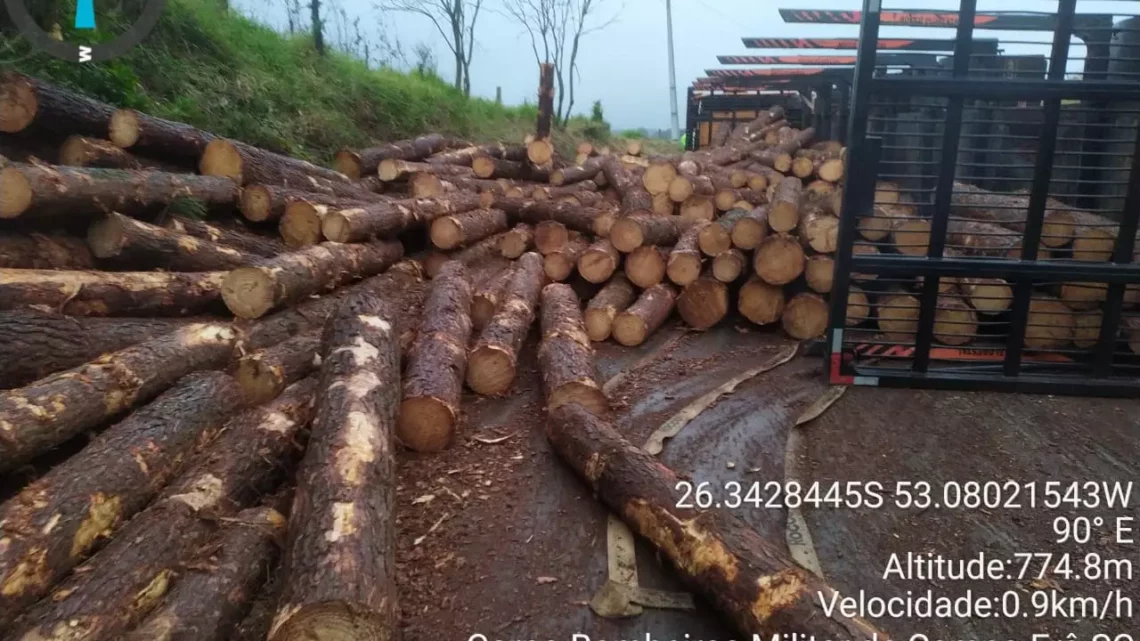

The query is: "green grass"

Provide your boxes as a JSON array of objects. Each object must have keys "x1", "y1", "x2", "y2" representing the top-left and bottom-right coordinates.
[{"x1": 8, "y1": 0, "x2": 612, "y2": 163}]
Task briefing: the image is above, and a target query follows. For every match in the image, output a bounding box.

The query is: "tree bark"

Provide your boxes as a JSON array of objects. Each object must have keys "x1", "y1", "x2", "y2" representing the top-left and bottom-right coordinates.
[
  {"x1": 500, "y1": 223, "x2": 535, "y2": 259},
  {"x1": 739, "y1": 276, "x2": 786, "y2": 325},
  {"x1": 239, "y1": 185, "x2": 383, "y2": 223},
  {"x1": 667, "y1": 221, "x2": 709, "y2": 287},
  {"x1": 471, "y1": 265, "x2": 514, "y2": 331},
  {"x1": 545, "y1": 404, "x2": 890, "y2": 640},
  {"x1": 782, "y1": 292, "x2": 829, "y2": 339},
  {"x1": 551, "y1": 157, "x2": 603, "y2": 186},
  {"x1": 430, "y1": 208, "x2": 509, "y2": 250},
  {"x1": 333, "y1": 134, "x2": 470, "y2": 179},
  {"x1": 538, "y1": 284, "x2": 608, "y2": 416},
  {"x1": 0, "y1": 232, "x2": 94, "y2": 269},
  {"x1": 712, "y1": 248, "x2": 747, "y2": 283},
  {"x1": 0, "y1": 71, "x2": 114, "y2": 137},
  {"x1": 601, "y1": 155, "x2": 653, "y2": 214},
  {"x1": 697, "y1": 209, "x2": 747, "y2": 257},
  {"x1": 585, "y1": 275, "x2": 636, "y2": 342},
  {"x1": 88, "y1": 212, "x2": 259, "y2": 271},
  {"x1": 496, "y1": 198, "x2": 608, "y2": 235},
  {"x1": 613, "y1": 283, "x2": 676, "y2": 347},
  {"x1": 426, "y1": 143, "x2": 527, "y2": 167},
  {"x1": 398, "y1": 261, "x2": 474, "y2": 452},
  {"x1": 544, "y1": 236, "x2": 590, "y2": 282},
  {"x1": 769, "y1": 176, "x2": 803, "y2": 233},
  {"x1": 221, "y1": 240, "x2": 403, "y2": 319},
  {"x1": 0, "y1": 165, "x2": 239, "y2": 220},
  {"x1": 59, "y1": 135, "x2": 159, "y2": 170},
  {"x1": 472, "y1": 155, "x2": 551, "y2": 182},
  {"x1": 753, "y1": 233, "x2": 806, "y2": 286},
  {"x1": 109, "y1": 108, "x2": 217, "y2": 168},
  {"x1": 732, "y1": 205, "x2": 770, "y2": 250},
  {"x1": 269, "y1": 295, "x2": 401, "y2": 641},
  {"x1": 377, "y1": 159, "x2": 476, "y2": 183},
  {"x1": 797, "y1": 204, "x2": 840, "y2": 254},
  {"x1": 200, "y1": 140, "x2": 363, "y2": 197},
  {"x1": 466, "y1": 252, "x2": 545, "y2": 396},
  {"x1": 423, "y1": 233, "x2": 508, "y2": 278},
  {"x1": 611, "y1": 215, "x2": 690, "y2": 253},
  {"x1": 951, "y1": 182, "x2": 1078, "y2": 248},
  {"x1": 322, "y1": 192, "x2": 486, "y2": 243},
  {"x1": 529, "y1": 63, "x2": 556, "y2": 166},
  {"x1": 235, "y1": 332, "x2": 322, "y2": 404},
  {"x1": 678, "y1": 270, "x2": 729, "y2": 330},
  {"x1": 578, "y1": 238, "x2": 621, "y2": 284},
  {"x1": 161, "y1": 214, "x2": 288, "y2": 258},
  {"x1": 0, "y1": 371, "x2": 246, "y2": 631},
  {"x1": 0, "y1": 268, "x2": 225, "y2": 316}
]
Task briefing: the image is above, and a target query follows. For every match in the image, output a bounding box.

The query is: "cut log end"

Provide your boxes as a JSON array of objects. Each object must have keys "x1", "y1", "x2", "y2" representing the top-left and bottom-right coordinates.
[
  {"x1": 85, "y1": 213, "x2": 128, "y2": 258},
  {"x1": 0, "y1": 167, "x2": 33, "y2": 218},
  {"x1": 430, "y1": 217, "x2": 464, "y2": 250},
  {"x1": 377, "y1": 158, "x2": 401, "y2": 181},
  {"x1": 584, "y1": 309, "x2": 614, "y2": 342},
  {"x1": 782, "y1": 293, "x2": 829, "y2": 339},
  {"x1": 0, "y1": 75, "x2": 36, "y2": 132},
  {"x1": 677, "y1": 279, "x2": 728, "y2": 330},
  {"x1": 234, "y1": 358, "x2": 285, "y2": 405},
  {"x1": 739, "y1": 278, "x2": 785, "y2": 325},
  {"x1": 269, "y1": 603, "x2": 388, "y2": 641},
  {"x1": 199, "y1": 139, "x2": 244, "y2": 182},
  {"x1": 609, "y1": 219, "x2": 644, "y2": 253},
  {"x1": 611, "y1": 314, "x2": 648, "y2": 347},
  {"x1": 847, "y1": 287, "x2": 870, "y2": 326},
  {"x1": 544, "y1": 253, "x2": 577, "y2": 282},
  {"x1": 933, "y1": 297, "x2": 978, "y2": 346},
  {"x1": 711, "y1": 250, "x2": 745, "y2": 283},
  {"x1": 548, "y1": 381, "x2": 609, "y2": 417},
  {"x1": 666, "y1": 254, "x2": 702, "y2": 287},
  {"x1": 332, "y1": 150, "x2": 362, "y2": 179},
  {"x1": 321, "y1": 211, "x2": 351, "y2": 244},
  {"x1": 528, "y1": 139, "x2": 555, "y2": 166},
  {"x1": 280, "y1": 202, "x2": 324, "y2": 248},
  {"x1": 108, "y1": 109, "x2": 141, "y2": 148},
  {"x1": 397, "y1": 397, "x2": 457, "y2": 452},
  {"x1": 466, "y1": 345, "x2": 517, "y2": 396},
  {"x1": 240, "y1": 185, "x2": 273, "y2": 222},
  {"x1": 222, "y1": 267, "x2": 275, "y2": 319}
]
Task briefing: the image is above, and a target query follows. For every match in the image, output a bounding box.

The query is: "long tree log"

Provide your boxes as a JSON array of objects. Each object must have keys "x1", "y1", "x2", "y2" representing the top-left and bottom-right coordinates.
[
  {"x1": 754, "y1": 233, "x2": 806, "y2": 286},
  {"x1": 235, "y1": 332, "x2": 322, "y2": 404},
  {"x1": 109, "y1": 108, "x2": 218, "y2": 168},
  {"x1": 0, "y1": 322, "x2": 237, "y2": 472},
  {"x1": 0, "y1": 269, "x2": 225, "y2": 316},
  {"x1": 546, "y1": 403, "x2": 888, "y2": 640},
  {"x1": 769, "y1": 176, "x2": 803, "y2": 233},
  {"x1": 611, "y1": 215, "x2": 690, "y2": 253},
  {"x1": 200, "y1": 139, "x2": 362, "y2": 197},
  {"x1": 398, "y1": 261, "x2": 474, "y2": 452},
  {"x1": 950, "y1": 182, "x2": 1078, "y2": 248},
  {"x1": 430, "y1": 208, "x2": 509, "y2": 250},
  {"x1": 539, "y1": 284, "x2": 608, "y2": 415},
  {"x1": 0, "y1": 71, "x2": 114, "y2": 137},
  {"x1": 426, "y1": 142, "x2": 527, "y2": 167},
  {"x1": 550, "y1": 157, "x2": 604, "y2": 186},
  {"x1": 0, "y1": 232, "x2": 94, "y2": 269},
  {"x1": 221, "y1": 240, "x2": 403, "y2": 319},
  {"x1": 678, "y1": 270, "x2": 729, "y2": 330},
  {"x1": 88, "y1": 212, "x2": 259, "y2": 271},
  {"x1": 333, "y1": 134, "x2": 470, "y2": 179},
  {"x1": 601, "y1": 155, "x2": 653, "y2": 214},
  {"x1": 240, "y1": 185, "x2": 382, "y2": 223},
  {"x1": 500, "y1": 223, "x2": 535, "y2": 259},
  {"x1": 471, "y1": 264, "x2": 514, "y2": 331},
  {"x1": 466, "y1": 252, "x2": 545, "y2": 396},
  {"x1": 584, "y1": 275, "x2": 636, "y2": 342},
  {"x1": 612, "y1": 283, "x2": 676, "y2": 347},
  {"x1": 269, "y1": 295, "x2": 401, "y2": 641},
  {"x1": 161, "y1": 214, "x2": 288, "y2": 258},
  {"x1": 578, "y1": 238, "x2": 621, "y2": 284},
  {"x1": 0, "y1": 371, "x2": 246, "y2": 631},
  {"x1": 739, "y1": 276, "x2": 786, "y2": 325},
  {"x1": 472, "y1": 155, "x2": 551, "y2": 182},
  {"x1": 322, "y1": 193, "x2": 487, "y2": 243},
  {"x1": 423, "y1": 233, "x2": 508, "y2": 278},
  {"x1": 495, "y1": 197, "x2": 610, "y2": 235},
  {"x1": 666, "y1": 221, "x2": 708, "y2": 287},
  {"x1": 4, "y1": 378, "x2": 314, "y2": 641},
  {"x1": 59, "y1": 136, "x2": 159, "y2": 170},
  {"x1": 0, "y1": 165, "x2": 239, "y2": 220},
  {"x1": 377, "y1": 159, "x2": 475, "y2": 183}
]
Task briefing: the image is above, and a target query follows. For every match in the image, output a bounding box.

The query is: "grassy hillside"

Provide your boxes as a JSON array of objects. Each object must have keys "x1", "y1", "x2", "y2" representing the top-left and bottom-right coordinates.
[{"x1": 9, "y1": 0, "x2": 613, "y2": 163}]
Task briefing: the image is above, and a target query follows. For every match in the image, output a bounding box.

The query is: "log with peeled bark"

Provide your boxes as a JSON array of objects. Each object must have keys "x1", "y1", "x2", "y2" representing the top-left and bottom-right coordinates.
[
  {"x1": 333, "y1": 134, "x2": 470, "y2": 179},
  {"x1": 878, "y1": 292, "x2": 921, "y2": 341},
  {"x1": 732, "y1": 205, "x2": 770, "y2": 250},
  {"x1": 535, "y1": 220, "x2": 571, "y2": 255},
  {"x1": 584, "y1": 274, "x2": 636, "y2": 342},
  {"x1": 0, "y1": 322, "x2": 237, "y2": 472},
  {"x1": 221, "y1": 240, "x2": 403, "y2": 319},
  {"x1": 0, "y1": 371, "x2": 246, "y2": 631},
  {"x1": 200, "y1": 139, "x2": 359, "y2": 195},
  {"x1": 698, "y1": 209, "x2": 748, "y2": 257},
  {"x1": 739, "y1": 277, "x2": 786, "y2": 326},
  {"x1": 398, "y1": 261, "x2": 474, "y2": 452},
  {"x1": 643, "y1": 160, "x2": 678, "y2": 196},
  {"x1": 122, "y1": 502, "x2": 287, "y2": 641},
  {"x1": 804, "y1": 254, "x2": 835, "y2": 294},
  {"x1": 678, "y1": 270, "x2": 729, "y2": 330},
  {"x1": 5, "y1": 377, "x2": 314, "y2": 641},
  {"x1": 500, "y1": 222, "x2": 535, "y2": 258},
  {"x1": 712, "y1": 248, "x2": 746, "y2": 283},
  {"x1": 846, "y1": 286, "x2": 871, "y2": 326},
  {"x1": 666, "y1": 221, "x2": 709, "y2": 287},
  {"x1": 933, "y1": 294, "x2": 978, "y2": 346},
  {"x1": 59, "y1": 135, "x2": 155, "y2": 170},
  {"x1": 610, "y1": 215, "x2": 690, "y2": 253},
  {"x1": 430, "y1": 208, "x2": 509, "y2": 250},
  {"x1": 578, "y1": 238, "x2": 621, "y2": 284},
  {"x1": 471, "y1": 264, "x2": 514, "y2": 331},
  {"x1": 0, "y1": 164, "x2": 239, "y2": 220},
  {"x1": 269, "y1": 295, "x2": 401, "y2": 641},
  {"x1": 0, "y1": 268, "x2": 225, "y2": 316},
  {"x1": 950, "y1": 182, "x2": 1081, "y2": 247},
  {"x1": 161, "y1": 213, "x2": 287, "y2": 258},
  {"x1": 472, "y1": 155, "x2": 551, "y2": 182},
  {"x1": 550, "y1": 156, "x2": 603, "y2": 186},
  {"x1": 782, "y1": 292, "x2": 829, "y2": 339},
  {"x1": 539, "y1": 284, "x2": 608, "y2": 415},
  {"x1": 322, "y1": 192, "x2": 488, "y2": 243},
  {"x1": 612, "y1": 283, "x2": 676, "y2": 347},
  {"x1": 378, "y1": 158, "x2": 476, "y2": 182},
  {"x1": 109, "y1": 108, "x2": 217, "y2": 167},
  {"x1": 423, "y1": 233, "x2": 507, "y2": 278},
  {"x1": 1026, "y1": 297, "x2": 1075, "y2": 350},
  {"x1": 0, "y1": 71, "x2": 114, "y2": 137},
  {"x1": 626, "y1": 245, "x2": 669, "y2": 289},
  {"x1": 601, "y1": 155, "x2": 653, "y2": 214},
  {"x1": 88, "y1": 211, "x2": 259, "y2": 271},
  {"x1": 962, "y1": 277, "x2": 1014, "y2": 314},
  {"x1": 0, "y1": 232, "x2": 94, "y2": 269},
  {"x1": 546, "y1": 403, "x2": 888, "y2": 638},
  {"x1": 235, "y1": 332, "x2": 321, "y2": 404},
  {"x1": 768, "y1": 176, "x2": 803, "y2": 233},
  {"x1": 797, "y1": 204, "x2": 840, "y2": 253},
  {"x1": 753, "y1": 233, "x2": 806, "y2": 286},
  {"x1": 680, "y1": 195, "x2": 716, "y2": 222},
  {"x1": 466, "y1": 252, "x2": 545, "y2": 395},
  {"x1": 545, "y1": 236, "x2": 590, "y2": 282}
]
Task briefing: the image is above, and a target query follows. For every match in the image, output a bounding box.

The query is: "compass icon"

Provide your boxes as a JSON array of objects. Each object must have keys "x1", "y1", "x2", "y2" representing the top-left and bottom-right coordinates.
[{"x1": 4, "y1": 0, "x2": 167, "y2": 63}]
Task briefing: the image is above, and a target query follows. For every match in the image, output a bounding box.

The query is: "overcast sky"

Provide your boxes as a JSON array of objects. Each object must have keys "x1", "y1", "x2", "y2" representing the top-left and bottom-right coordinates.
[{"x1": 232, "y1": 0, "x2": 1135, "y2": 131}]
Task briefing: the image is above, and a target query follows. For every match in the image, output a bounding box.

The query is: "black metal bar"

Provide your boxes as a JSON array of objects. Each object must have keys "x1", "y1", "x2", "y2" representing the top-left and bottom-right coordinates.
[
  {"x1": 869, "y1": 77, "x2": 1140, "y2": 101},
  {"x1": 847, "y1": 254, "x2": 1140, "y2": 282},
  {"x1": 845, "y1": 368, "x2": 1140, "y2": 398},
  {"x1": 1093, "y1": 120, "x2": 1140, "y2": 374}
]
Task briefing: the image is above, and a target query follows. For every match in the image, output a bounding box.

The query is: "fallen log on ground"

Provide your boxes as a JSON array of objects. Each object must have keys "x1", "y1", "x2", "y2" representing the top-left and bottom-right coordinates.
[
  {"x1": 160, "y1": 213, "x2": 287, "y2": 258},
  {"x1": 88, "y1": 211, "x2": 259, "y2": 271},
  {"x1": 0, "y1": 164, "x2": 239, "y2": 220},
  {"x1": 626, "y1": 245, "x2": 669, "y2": 289},
  {"x1": 322, "y1": 193, "x2": 488, "y2": 243},
  {"x1": 430, "y1": 208, "x2": 509, "y2": 250},
  {"x1": 612, "y1": 283, "x2": 676, "y2": 347},
  {"x1": 578, "y1": 238, "x2": 621, "y2": 284},
  {"x1": 0, "y1": 371, "x2": 246, "y2": 630},
  {"x1": 545, "y1": 403, "x2": 889, "y2": 641},
  {"x1": 0, "y1": 268, "x2": 225, "y2": 316},
  {"x1": 0, "y1": 71, "x2": 114, "y2": 137},
  {"x1": 678, "y1": 269, "x2": 729, "y2": 330},
  {"x1": 221, "y1": 240, "x2": 403, "y2": 319},
  {"x1": 200, "y1": 139, "x2": 361, "y2": 197},
  {"x1": 109, "y1": 108, "x2": 218, "y2": 168},
  {"x1": 398, "y1": 261, "x2": 474, "y2": 452},
  {"x1": 467, "y1": 252, "x2": 545, "y2": 396},
  {"x1": 235, "y1": 332, "x2": 322, "y2": 404},
  {"x1": 500, "y1": 223, "x2": 535, "y2": 258},
  {"x1": 754, "y1": 233, "x2": 806, "y2": 286},
  {"x1": 0, "y1": 232, "x2": 94, "y2": 269},
  {"x1": 269, "y1": 295, "x2": 400, "y2": 641},
  {"x1": 666, "y1": 221, "x2": 708, "y2": 287},
  {"x1": 333, "y1": 134, "x2": 470, "y2": 178},
  {"x1": 585, "y1": 274, "x2": 636, "y2": 342},
  {"x1": 739, "y1": 276, "x2": 786, "y2": 325},
  {"x1": 539, "y1": 284, "x2": 608, "y2": 415}
]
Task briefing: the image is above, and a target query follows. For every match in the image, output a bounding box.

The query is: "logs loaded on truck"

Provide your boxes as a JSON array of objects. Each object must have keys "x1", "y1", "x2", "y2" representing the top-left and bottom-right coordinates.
[{"x1": 0, "y1": 68, "x2": 1135, "y2": 641}]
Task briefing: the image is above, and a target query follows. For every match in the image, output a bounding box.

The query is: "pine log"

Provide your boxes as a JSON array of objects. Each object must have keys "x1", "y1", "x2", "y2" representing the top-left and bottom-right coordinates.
[
  {"x1": 610, "y1": 214, "x2": 689, "y2": 253},
  {"x1": 538, "y1": 284, "x2": 608, "y2": 415},
  {"x1": 545, "y1": 236, "x2": 590, "y2": 282},
  {"x1": 534, "y1": 220, "x2": 570, "y2": 255},
  {"x1": 933, "y1": 294, "x2": 978, "y2": 346},
  {"x1": 753, "y1": 233, "x2": 806, "y2": 286},
  {"x1": 698, "y1": 209, "x2": 748, "y2": 257},
  {"x1": 739, "y1": 277, "x2": 785, "y2": 325},
  {"x1": 857, "y1": 202, "x2": 913, "y2": 242},
  {"x1": 427, "y1": 143, "x2": 527, "y2": 167},
  {"x1": 945, "y1": 218, "x2": 1023, "y2": 257},
  {"x1": 1073, "y1": 311, "x2": 1103, "y2": 349},
  {"x1": 200, "y1": 139, "x2": 360, "y2": 196},
  {"x1": 626, "y1": 245, "x2": 668, "y2": 289},
  {"x1": 677, "y1": 270, "x2": 728, "y2": 330},
  {"x1": 594, "y1": 211, "x2": 616, "y2": 237},
  {"x1": 1025, "y1": 297, "x2": 1075, "y2": 349},
  {"x1": 782, "y1": 292, "x2": 829, "y2": 339},
  {"x1": 500, "y1": 222, "x2": 535, "y2": 258},
  {"x1": 88, "y1": 212, "x2": 258, "y2": 270},
  {"x1": 715, "y1": 187, "x2": 764, "y2": 213},
  {"x1": 109, "y1": 109, "x2": 217, "y2": 167},
  {"x1": 769, "y1": 176, "x2": 803, "y2": 233},
  {"x1": 546, "y1": 406, "x2": 888, "y2": 640},
  {"x1": 578, "y1": 238, "x2": 621, "y2": 284},
  {"x1": 159, "y1": 214, "x2": 285, "y2": 258},
  {"x1": 712, "y1": 248, "x2": 746, "y2": 283},
  {"x1": 423, "y1": 233, "x2": 507, "y2": 278},
  {"x1": 1058, "y1": 281, "x2": 1108, "y2": 311},
  {"x1": 643, "y1": 160, "x2": 678, "y2": 196},
  {"x1": 377, "y1": 159, "x2": 475, "y2": 183},
  {"x1": 0, "y1": 232, "x2": 94, "y2": 269},
  {"x1": 322, "y1": 192, "x2": 487, "y2": 243},
  {"x1": 59, "y1": 136, "x2": 154, "y2": 170},
  {"x1": 0, "y1": 322, "x2": 237, "y2": 472},
  {"x1": 122, "y1": 504, "x2": 287, "y2": 641},
  {"x1": 731, "y1": 205, "x2": 770, "y2": 250},
  {"x1": 601, "y1": 155, "x2": 653, "y2": 214},
  {"x1": 221, "y1": 240, "x2": 403, "y2": 319},
  {"x1": 235, "y1": 332, "x2": 322, "y2": 404},
  {"x1": 951, "y1": 182, "x2": 1077, "y2": 247},
  {"x1": 228, "y1": 573, "x2": 282, "y2": 641},
  {"x1": 612, "y1": 283, "x2": 676, "y2": 347},
  {"x1": 668, "y1": 174, "x2": 715, "y2": 203},
  {"x1": 467, "y1": 252, "x2": 545, "y2": 395},
  {"x1": 495, "y1": 198, "x2": 608, "y2": 235},
  {"x1": 666, "y1": 221, "x2": 708, "y2": 287},
  {"x1": 962, "y1": 277, "x2": 1014, "y2": 314},
  {"x1": 398, "y1": 261, "x2": 474, "y2": 452},
  {"x1": 679, "y1": 195, "x2": 716, "y2": 221},
  {"x1": 847, "y1": 286, "x2": 871, "y2": 326},
  {"x1": 269, "y1": 294, "x2": 400, "y2": 641},
  {"x1": 732, "y1": 106, "x2": 785, "y2": 143},
  {"x1": 804, "y1": 254, "x2": 835, "y2": 294},
  {"x1": 333, "y1": 134, "x2": 469, "y2": 179},
  {"x1": 0, "y1": 71, "x2": 114, "y2": 136},
  {"x1": 0, "y1": 165, "x2": 239, "y2": 220},
  {"x1": 472, "y1": 265, "x2": 514, "y2": 331},
  {"x1": 797, "y1": 205, "x2": 839, "y2": 253},
  {"x1": 0, "y1": 269, "x2": 225, "y2": 316},
  {"x1": 550, "y1": 157, "x2": 603, "y2": 186},
  {"x1": 430, "y1": 208, "x2": 509, "y2": 250},
  {"x1": 240, "y1": 184, "x2": 382, "y2": 224},
  {"x1": 878, "y1": 292, "x2": 920, "y2": 341},
  {"x1": 472, "y1": 155, "x2": 550, "y2": 182},
  {"x1": 582, "y1": 275, "x2": 634, "y2": 342},
  {"x1": 1070, "y1": 212, "x2": 1120, "y2": 262},
  {"x1": 0, "y1": 371, "x2": 246, "y2": 630}
]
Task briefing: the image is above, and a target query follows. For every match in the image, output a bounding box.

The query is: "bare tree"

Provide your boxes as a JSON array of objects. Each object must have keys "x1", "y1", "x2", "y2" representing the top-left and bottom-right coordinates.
[
  {"x1": 378, "y1": 0, "x2": 484, "y2": 95},
  {"x1": 311, "y1": 0, "x2": 326, "y2": 54}
]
